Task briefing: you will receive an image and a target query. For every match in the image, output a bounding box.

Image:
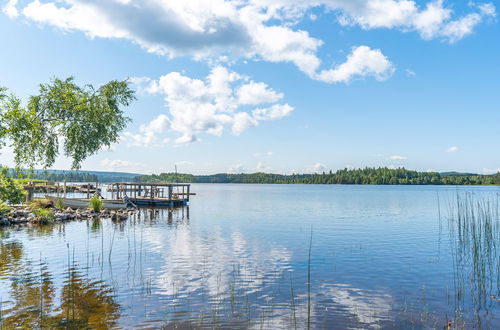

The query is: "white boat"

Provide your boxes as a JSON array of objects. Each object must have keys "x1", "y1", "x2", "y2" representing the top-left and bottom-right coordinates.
[{"x1": 45, "y1": 196, "x2": 128, "y2": 210}]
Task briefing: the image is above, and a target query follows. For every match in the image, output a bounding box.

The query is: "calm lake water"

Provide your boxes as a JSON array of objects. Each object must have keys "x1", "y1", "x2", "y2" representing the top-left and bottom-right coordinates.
[{"x1": 1, "y1": 184, "x2": 500, "y2": 329}]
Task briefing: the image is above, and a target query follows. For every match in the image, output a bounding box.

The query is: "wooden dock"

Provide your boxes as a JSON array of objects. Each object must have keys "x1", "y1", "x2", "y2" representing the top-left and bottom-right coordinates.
[{"x1": 108, "y1": 182, "x2": 195, "y2": 207}]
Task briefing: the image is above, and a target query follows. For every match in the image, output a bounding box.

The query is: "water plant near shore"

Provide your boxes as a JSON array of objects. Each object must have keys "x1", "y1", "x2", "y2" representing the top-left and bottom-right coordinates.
[
  {"x1": 55, "y1": 198, "x2": 64, "y2": 210},
  {"x1": 33, "y1": 208, "x2": 55, "y2": 225},
  {"x1": 446, "y1": 192, "x2": 500, "y2": 327},
  {"x1": 89, "y1": 196, "x2": 104, "y2": 212}
]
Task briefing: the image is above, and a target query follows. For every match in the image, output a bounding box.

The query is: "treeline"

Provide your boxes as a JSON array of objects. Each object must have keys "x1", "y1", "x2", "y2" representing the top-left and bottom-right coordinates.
[
  {"x1": 9, "y1": 170, "x2": 99, "y2": 183},
  {"x1": 135, "y1": 167, "x2": 500, "y2": 185},
  {"x1": 7, "y1": 169, "x2": 138, "y2": 183}
]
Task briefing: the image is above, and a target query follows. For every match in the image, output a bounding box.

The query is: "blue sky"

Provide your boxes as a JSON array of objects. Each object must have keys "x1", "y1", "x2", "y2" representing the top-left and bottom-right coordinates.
[{"x1": 0, "y1": 0, "x2": 499, "y2": 174}]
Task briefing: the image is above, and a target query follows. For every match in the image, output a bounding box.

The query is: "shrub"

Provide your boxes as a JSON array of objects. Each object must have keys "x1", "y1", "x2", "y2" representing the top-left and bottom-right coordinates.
[
  {"x1": 29, "y1": 198, "x2": 53, "y2": 210},
  {"x1": 89, "y1": 195, "x2": 103, "y2": 212},
  {"x1": 0, "y1": 201, "x2": 12, "y2": 216},
  {"x1": 0, "y1": 167, "x2": 26, "y2": 204},
  {"x1": 33, "y1": 208, "x2": 55, "y2": 225}
]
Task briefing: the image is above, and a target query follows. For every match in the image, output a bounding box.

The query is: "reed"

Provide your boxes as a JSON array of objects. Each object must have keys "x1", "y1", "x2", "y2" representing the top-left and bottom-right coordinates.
[{"x1": 447, "y1": 192, "x2": 500, "y2": 325}]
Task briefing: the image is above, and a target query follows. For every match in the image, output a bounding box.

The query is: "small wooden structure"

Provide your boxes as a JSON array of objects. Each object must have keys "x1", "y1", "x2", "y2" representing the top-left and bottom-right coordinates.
[{"x1": 108, "y1": 182, "x2": 194, "y2": 207}]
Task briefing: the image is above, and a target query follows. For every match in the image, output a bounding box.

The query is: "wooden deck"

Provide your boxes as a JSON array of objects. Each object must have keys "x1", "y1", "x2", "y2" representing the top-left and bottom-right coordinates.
[{"x1": 108, "y1": 182, "x2": 195, "y2": 207}]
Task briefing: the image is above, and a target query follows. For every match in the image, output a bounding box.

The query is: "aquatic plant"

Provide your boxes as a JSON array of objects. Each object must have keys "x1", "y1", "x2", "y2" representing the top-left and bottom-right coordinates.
[
  {"x1": 33, "y1": 208, "x2": 55, "y2": 225},
  {"x1": 89, "y1": 196, "x2": 103, "y2": 212},
  {"x1": 447, "y1": 192, "x2": 500, "y2": 326},
  {"x1": 55, "y1": 198, "x2": 64, "y2": 210}
]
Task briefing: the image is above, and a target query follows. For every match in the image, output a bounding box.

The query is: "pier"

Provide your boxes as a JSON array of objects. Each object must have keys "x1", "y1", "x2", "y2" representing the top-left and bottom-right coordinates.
[{"x1": 108, "y1": 182, "x2": 194, "y2": 207}]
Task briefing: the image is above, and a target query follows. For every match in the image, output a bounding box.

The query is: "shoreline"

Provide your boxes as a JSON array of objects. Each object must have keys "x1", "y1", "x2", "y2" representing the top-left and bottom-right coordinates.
[{"x1": 0, "y1": 206, "x2": 137, "y2": 227}]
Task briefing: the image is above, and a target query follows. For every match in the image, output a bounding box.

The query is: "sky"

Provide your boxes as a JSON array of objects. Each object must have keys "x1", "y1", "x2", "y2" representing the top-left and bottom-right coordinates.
[{"x1": 0, "y1": 0, "x2": 499, "y2": 175}]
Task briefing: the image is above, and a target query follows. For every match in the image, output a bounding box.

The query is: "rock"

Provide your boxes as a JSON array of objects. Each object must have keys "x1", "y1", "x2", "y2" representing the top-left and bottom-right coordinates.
[
  {"x1": 0, "y1": 218, "x2": 10, "y2": 226},
  {"x1": 57, "y1": 214, "x2": 68, "y2": 221},
  {"x1": 111, "y1": 213, "x2": 118, "y2": 221},
  {"x1": 13, "y1": 210, "x2": 28, "y2": 218}
]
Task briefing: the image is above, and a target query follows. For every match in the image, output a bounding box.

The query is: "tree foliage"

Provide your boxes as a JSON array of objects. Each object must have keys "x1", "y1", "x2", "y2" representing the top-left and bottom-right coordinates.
[
  {"x1": 136, "y1": 167, "x2": 500, "y2": 186},
  {"x1": 0, "y1": 77, "x2": 135, "y2": 169},
  {"x1": 0, "y1": 167, "x2": 25, "y2": 204}
]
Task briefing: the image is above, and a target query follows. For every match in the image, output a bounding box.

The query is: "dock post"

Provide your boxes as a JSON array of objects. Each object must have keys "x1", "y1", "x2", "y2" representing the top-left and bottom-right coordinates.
[
  {"x1": 87, "y1": 184, "x2": 90, "y2": 199},
  {"x1": 63, "y1": 180, "x2": 67, "y2": 198},
  {"x1": 187, "y1": 185, "x2": 190, "y2": 202}
]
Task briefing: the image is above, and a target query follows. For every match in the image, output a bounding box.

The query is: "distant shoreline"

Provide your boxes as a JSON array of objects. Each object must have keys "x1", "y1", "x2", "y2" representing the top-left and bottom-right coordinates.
[{"x1": 10, "y1": 167, "x2": 500, "y2": 186}]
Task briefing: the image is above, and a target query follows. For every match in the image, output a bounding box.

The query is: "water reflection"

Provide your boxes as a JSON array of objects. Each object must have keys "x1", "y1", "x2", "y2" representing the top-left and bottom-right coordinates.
[
  {"x1": 0, "y1": 239, "x2": 120, "y2": 329},
  {"x1": 3, "y1": 187, "x2": 500, "y2": 329}
]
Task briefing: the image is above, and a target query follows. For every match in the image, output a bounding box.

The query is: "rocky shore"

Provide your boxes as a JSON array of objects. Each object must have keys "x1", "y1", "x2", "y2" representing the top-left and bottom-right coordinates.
[{"x1": 0, "y1": 206, "x2": 138, "y2": 227}]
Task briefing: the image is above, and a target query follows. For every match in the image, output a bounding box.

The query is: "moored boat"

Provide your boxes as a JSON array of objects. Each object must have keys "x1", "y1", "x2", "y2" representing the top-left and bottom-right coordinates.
[{"x1": 45, "y1": 196, "x2": 128, "y2": 210}]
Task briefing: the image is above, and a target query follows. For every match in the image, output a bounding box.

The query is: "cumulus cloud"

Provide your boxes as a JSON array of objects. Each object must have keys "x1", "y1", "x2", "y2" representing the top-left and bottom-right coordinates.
[
  {"x1": 304, "y1": 162, "x2": 327, "y2": 173},
  {"x1": 389, "y1": 155, "x2": 406, "y2": 160},
  {"x1": 447, "y1": 146, "x2": 459, "y2": 152},
  {"x1": 316, "y1": 45, "x2": 395, "y2": 83},
  {"x1": 100, "y1": 158, "x2": 145, "y2": 171},
  {"x1": 5, "y1": 1, "x2": 492, "y2": 81},
  {"x1": 227, "y1": 163, "x2": 248, "y2": 173},
  {"x1": 255, "y1": 162, "x2": 272, "y2": 172},
  {"x1": 2, "y1": 0, "x2": 18, "y2": 18},
  {"x1": 483, "y1": 168, "x2": 500, "y2": 174},
  {"x1": 122, "y1": 114, "x2": 170, "y2": 147},
  {"x1": 130, "y1": 66, "x2": 293, "y2": 144}
]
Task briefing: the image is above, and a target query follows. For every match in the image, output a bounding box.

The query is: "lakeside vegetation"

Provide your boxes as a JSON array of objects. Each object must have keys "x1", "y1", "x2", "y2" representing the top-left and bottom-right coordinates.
[{"x1": 135, "y1": 167, "x2": 500, "y2": 185}]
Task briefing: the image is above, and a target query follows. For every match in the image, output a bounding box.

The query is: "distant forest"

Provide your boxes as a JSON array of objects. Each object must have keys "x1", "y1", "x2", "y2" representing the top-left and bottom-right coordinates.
[
  {"x1": 135, "y1": 167, "x2": 500, "y2": 185},
  {"x1": 8, "y1": 169, "x2": 138, "y2": 183}
]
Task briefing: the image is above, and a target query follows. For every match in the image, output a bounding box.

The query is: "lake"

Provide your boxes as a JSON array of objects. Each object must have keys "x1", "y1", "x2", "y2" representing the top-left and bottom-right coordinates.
[{"x1": 1, "y1": 184, "x2": 500, "y2": 329}]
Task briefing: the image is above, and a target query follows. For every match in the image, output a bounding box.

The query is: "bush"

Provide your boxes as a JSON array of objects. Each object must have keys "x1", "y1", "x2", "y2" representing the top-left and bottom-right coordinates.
[
  {"x1": 29, "y1": 198, "x2": 53, "y2": 210},
  {"x1": 89, "y1": 195, "x2": 103, "y2": 212},
  {"x1": 0, "y1": 167, "x2": 26, "y2": 204},
  {"x1": 33, "y1": 208, "x2": 55, "y2": 225},
  {"x1": 0, "y1": 201, "x2": 12, "y2": 216}
]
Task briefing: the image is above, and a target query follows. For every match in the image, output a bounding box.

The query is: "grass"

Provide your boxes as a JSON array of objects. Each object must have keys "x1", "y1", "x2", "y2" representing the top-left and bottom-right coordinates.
[
  {"x1": 29, "y1": 199, "x2": 53, "y2": 210},
  {"x1": 446, "y1": 192, "x2": 500, "y2": 326},
  {"x1": 55, "y1": 198, "x2": 64, "y2": 210},
  {"x1": 89, "y1": 196, "x2": 103, "y2": 212},
  {"x1": 33, "y1": 208, "x2": 55, "y2": 225}
]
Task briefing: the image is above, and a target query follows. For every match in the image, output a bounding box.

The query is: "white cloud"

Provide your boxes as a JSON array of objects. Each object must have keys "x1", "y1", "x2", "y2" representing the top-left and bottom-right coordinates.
[
  {"x1": 252, "y1": 104, "x2": 294, "y2": 120},
  {"x1": 100, "y1": 158, "x2": 145, "y2": 171},
  {"x1": 335, "y1": 0, "x2": 495, "y2": 43},
  {"x1": 3, "y1": 0, "x2": 18, "y2": 18},
  {"x1": 405, "y1": 69, "x2": 416, "y2": 77},
  {"x1": 122, "y1": 114, "x2": 170, "y2": 147},
  {"x1": 227, "y1": 163, "x2": 248, "y2": 173},
  {"x1": 304, "y1": 162, "x2": 327, "y2": 173},
  {"x1": 483, "y1": 168, "x2": 500, "y2": 174},
  {"x1": 316, "y1": 45, "x2": 395, "y2": 83},
  {"x1": 255, "y1": 162, "x2": 272, "y2": 172},
  {"x1": 447, "y1": 146, "x2": 459, "y2": 153},
  {"x1": 7, "y1": 0, "x2": 492, "y2": 83},
  {"x1": 237, "y1": 82, "x2": 283, "y2": 105},
  {"x1": 388, "y1": 164, "x2": 405, "y2": 169},
  {"x1": 133, "y1": 66, "x2": 293, "y2": 144},
  {"x1": 389, "y1": 155, "x2": 406, "y2": 160}
]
